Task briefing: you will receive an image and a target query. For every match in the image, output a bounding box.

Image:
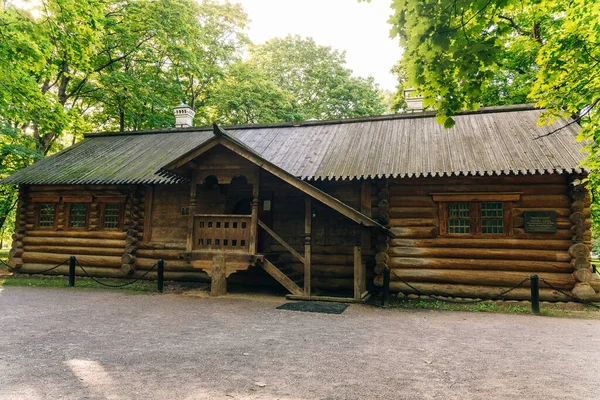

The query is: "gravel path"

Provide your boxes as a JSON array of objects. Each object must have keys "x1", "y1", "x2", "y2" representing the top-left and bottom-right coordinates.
[{"x1": 1, "y1": 287, "x2": 599, "y2": 400}]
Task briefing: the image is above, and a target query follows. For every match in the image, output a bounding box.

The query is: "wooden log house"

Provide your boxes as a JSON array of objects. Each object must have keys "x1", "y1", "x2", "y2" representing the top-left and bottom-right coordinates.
[{"x1": 3, "y1": 104, "x2": 597, "y2": 301}]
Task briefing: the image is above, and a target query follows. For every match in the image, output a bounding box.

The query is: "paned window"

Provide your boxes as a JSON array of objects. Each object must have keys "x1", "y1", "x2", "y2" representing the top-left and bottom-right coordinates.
[
  {"x1": 448, "y1": 202, "x2": 470, "y2": 234},
  {"x1": 69, "y1": 203, "x2": 87, "y2": 229},
  {"x1": 103, "y1": 204, "x2": 121, "y2": 229},
  {"x1": 435, "y1": 193, "x2": 519, "y2": 237},
  {"x1": 38, "y1": 203, "x2": 56, "y2": 228},
  {"x1": 481, "y1": 202, "x2": 504, "y2": 234}
]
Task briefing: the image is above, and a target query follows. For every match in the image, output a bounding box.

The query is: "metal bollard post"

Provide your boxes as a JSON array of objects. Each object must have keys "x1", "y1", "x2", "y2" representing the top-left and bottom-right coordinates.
[
  {"x1": 157, "y1": 259, "x2": 164, "y2": 293},
  {"x1": 382, "y1": 266, "x2": 391, "y2": 307},
  {"x1": 69, "y1": 256, "x2": 76, "y2": 287},
  {"x1": 530, "y1": 274, "x2": 540, "y2": 314}
]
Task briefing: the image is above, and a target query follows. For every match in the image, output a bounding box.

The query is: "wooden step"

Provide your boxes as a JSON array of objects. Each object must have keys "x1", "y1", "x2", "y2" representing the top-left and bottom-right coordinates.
[{"x1": 259, "y1": 258, "x2": 304, "y2": 296}]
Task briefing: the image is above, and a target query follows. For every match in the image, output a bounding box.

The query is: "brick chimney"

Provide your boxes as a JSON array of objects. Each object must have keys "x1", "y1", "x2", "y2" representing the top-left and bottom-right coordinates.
[{"x1": 174, "y1": 103, "x2": 195, "y2": 128}]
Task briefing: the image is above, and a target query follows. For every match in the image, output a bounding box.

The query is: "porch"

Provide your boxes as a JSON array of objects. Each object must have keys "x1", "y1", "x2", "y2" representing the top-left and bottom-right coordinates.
[{"x1": 163, "y1": 125, "x2": 386, "y2": 301}]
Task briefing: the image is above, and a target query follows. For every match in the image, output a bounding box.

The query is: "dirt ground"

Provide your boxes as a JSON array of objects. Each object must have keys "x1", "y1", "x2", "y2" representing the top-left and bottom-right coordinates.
[{"x1": 1, "y1": 287, "x2": 599, "y2": 400}]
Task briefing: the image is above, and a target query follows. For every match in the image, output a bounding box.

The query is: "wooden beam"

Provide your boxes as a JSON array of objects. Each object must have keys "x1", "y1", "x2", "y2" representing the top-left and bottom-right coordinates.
[
  {"x1": 353, "y1": 245, "x2": 365, "y2": 300},
  {"x1": 304, "y1": 195, "x2": 312, "y2": 296},
  {"x1": 186, "y1": 172, "x2": 199, "y2": 252},
  {"x1": 431, "y1": 192, "x2": 522, "y2": 202},
  {"x1": 249, "y1": 169, "x2": 260, "y2": 254},
  {"x1": 258, "y1": 219, "x2": 304, "y2": 263},
  {"x1": 260, "y1": 258, "x2": 303, "y2": 295}
]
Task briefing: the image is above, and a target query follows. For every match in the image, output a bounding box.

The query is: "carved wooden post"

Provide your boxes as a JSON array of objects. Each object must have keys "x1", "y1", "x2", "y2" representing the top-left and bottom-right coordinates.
[
  {"x1": 304, "y1": 195, "x2": 312, "y2": 296},
  {"x1": 568, "y1": 175, "x2": 596, "y2": 299},
  {"x1": 186, "y1": 173, "x2": 199, "y2": 252},
  {"x1": 211, "y1": 255, "x2": 227, "y2": 296},
  {"x1": 249, "y1": 169, "x2": 260, "y2": 254}
]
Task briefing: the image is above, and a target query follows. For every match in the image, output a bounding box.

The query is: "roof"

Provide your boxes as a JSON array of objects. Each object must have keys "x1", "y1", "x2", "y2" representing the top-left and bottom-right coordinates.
[
  {"x1": 160, "y1": 124, "x2": 392, "y2": 234},
  {"x1": 1, "y1": 104, "x2": 587, "y2": 185}
]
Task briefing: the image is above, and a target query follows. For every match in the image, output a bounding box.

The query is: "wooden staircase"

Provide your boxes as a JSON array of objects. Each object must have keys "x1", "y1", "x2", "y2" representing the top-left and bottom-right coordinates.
[{"x1": 259, "y1": 258, "x2": 303, "y2": 295}]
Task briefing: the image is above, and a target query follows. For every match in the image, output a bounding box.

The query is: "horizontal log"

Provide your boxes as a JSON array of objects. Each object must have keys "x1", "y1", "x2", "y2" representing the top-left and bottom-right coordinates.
[
  {"x1": 270, "y1": 245, "x2": 362, "y2": 256},
  {"x1": 136, "y1": 249, "x2": 183, "y2": 260},
  {"x1": 388, "y1": 257, "x2": 573, "y2": 273},
  {"x1": 22, "y1": 252, "x2": 121, "y2": 268},
  {"x1": 23, "y1": 236, "x2": 125, "y2": 248},
  {"x1": 389, "y1": 184, "x2": 567, "y2": 197},
  {"x1": 388, "y1": 197, "x2": 436, "y2": 207},
  {"x1": 137, "y1": 241, "x2": 186, "y2": 250},
  {"x1": 379, "y1": 269, "x2": 575, "y2": 289},
  {"x1": 389, "y1": 247, "x2": 570, "y2": 262},
  {"x1": 390, "y1": 238, "x2": 572, "y2": 251},
  {"x1": 374, "y1": 281, "x2": 570, "y2": 301},
  {"x1": 389, "y1": 218, "x2": 438, "y2": 227},
  {"x1": 513, "y1": 208, "x2": 591, "y2": 218},
  {"x1": 23, "y1": 245, "x2": 124, "y2": 257},
  {"x1": 388, "y1": 207, "x2": 438, "y2": 219},
  {"x1": 136, "y1": 258, "x2": 197, "y2": 272},
  {"x1": 390, "y1": 227, "x2": 437, "y2": 238},
  {"x1": 26, "y1": 230, "x2": 126, "y2": 240},
  {"x1": 518, "y1": 195, "x2": 570, "y2": 208},
  {"x1": 389, "y1": 174, "x2": 567, "y2": 186},
  {"x1": 513, "y1": 228, "x2": 572, "y2": 240}
]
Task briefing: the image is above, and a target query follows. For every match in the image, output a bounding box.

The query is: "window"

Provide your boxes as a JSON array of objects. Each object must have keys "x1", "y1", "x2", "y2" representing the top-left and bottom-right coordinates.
[
  {"x1": 69, "y1": 203, "x2": 87, "y2": 229},
  {"x1": 481, "y1": 202, "x2": 504, "y2": 234},
  {"x1": 434, "y1": 193, "x2": 519, "y2": 237},
  {"x1": 103, "y1": 204, "x2": 121, "y2": 229},
  {"x1": 38, "y1": 203, "x2": 56, "y2": 228},
  {"x1": 448, "y1": 202, "x2": 470, "y2": 234}
]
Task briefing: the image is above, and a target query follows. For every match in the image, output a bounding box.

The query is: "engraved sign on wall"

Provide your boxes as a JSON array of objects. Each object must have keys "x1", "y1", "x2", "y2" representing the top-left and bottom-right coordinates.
[{"x1": 524, "y1": 211, "x2": 557, "y2": 233}]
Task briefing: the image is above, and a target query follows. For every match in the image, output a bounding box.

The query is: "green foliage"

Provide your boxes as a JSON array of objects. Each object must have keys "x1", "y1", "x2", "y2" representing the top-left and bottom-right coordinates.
[
  {"x1": 0, "y1": 125, "x2": 41, "y2": 242},
  {"x1": 383, "y1": 0, "x2": 600, "y2": 233},
  {"x1": 248, "y1": 35, "x2": 387, "y2": 121}
]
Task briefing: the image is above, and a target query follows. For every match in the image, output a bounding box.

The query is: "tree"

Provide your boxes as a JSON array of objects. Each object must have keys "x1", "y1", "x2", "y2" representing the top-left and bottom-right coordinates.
[
  {"x1": 0, "y1": 125, "x2": 41, "y2": 241},
  {"x1": 207, "y1": 62, "x2": 299, "y2": 125},
  {"x1": 249, "y1": 35, "x2": 387, "y2": 120},
  {"x1": 0, "y1": 0, "x2": 249, "y2": 151}
]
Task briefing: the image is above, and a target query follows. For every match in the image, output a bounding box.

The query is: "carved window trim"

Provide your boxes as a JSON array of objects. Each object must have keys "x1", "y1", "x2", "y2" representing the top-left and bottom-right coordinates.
[
  {"x1": 100, "y1": 203, "x2": 124, "y2": 230},
  {"x1": 434, "y1": 193, "x2": 521, "y2": 238},
  {"x1": 66, "y1": 203, "x2": 90, "y2": 230}
]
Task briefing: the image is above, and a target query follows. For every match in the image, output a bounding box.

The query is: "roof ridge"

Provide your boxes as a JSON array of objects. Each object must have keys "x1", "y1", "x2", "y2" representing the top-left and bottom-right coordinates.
[{"x1": 84, "y1": 104, "x2": 538, "y2": 138}]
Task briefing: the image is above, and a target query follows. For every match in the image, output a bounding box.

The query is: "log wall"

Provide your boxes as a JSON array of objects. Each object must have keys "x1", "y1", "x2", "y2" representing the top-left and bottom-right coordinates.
[{"x1": 376, "y1": 173, "x2": 596, "y2": 301}]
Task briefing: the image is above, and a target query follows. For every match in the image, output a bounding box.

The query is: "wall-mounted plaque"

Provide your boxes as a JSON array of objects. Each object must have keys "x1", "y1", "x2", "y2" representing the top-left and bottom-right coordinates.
[{"x1": 524, "y1": 211, "x2": 557, "y2": 233}]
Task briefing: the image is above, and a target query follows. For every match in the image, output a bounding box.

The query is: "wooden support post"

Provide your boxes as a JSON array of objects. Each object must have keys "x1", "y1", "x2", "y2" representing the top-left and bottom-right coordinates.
[
  {"x1": 249, "y1": 169, "x2": 260, "y2": 255},
  {"x1": 360, "y1": 180, "x2": 372, "y2": 250},
  {"x1": 304, "y1": 195, "x2": 312, "y2": 296},
  {"x1": 211, "y1": 255, "x2": 227, "y2": 296},
  {"x1": 186, "y1": 173, "x2": 199, "y2": 252},
  {"x1": 354, "y1": 245, "x2": 366, "y2": 300}
]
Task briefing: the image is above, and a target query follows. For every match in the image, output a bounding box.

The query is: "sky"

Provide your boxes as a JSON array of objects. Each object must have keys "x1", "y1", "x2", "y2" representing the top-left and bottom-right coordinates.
[{"x1": 235, "y1": 0, "x2": 402, "y2": 91}]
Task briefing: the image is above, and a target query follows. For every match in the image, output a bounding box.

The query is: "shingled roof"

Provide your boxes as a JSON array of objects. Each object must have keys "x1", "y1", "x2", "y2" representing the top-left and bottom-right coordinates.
[{"x1": 1, "y1": 104, "x2": 587, "y2": 185}]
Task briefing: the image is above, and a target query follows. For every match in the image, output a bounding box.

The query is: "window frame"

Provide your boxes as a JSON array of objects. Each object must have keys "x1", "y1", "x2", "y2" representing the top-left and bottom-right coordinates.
[
  {"x1": 100, "y1": 202, "x2": 124, "y2": 230},
  {"x1": 35, "y1": 202, "x2": 58, "y2": 230},
  {"x1": 66, "y1": 202, "x2": 90, "y2": 230},
  {"x1": 434, "y1": 193, "x2": 520, "y2": 238}
]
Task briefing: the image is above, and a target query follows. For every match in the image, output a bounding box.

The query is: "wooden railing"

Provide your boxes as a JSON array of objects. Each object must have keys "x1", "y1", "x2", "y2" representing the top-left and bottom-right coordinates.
[{"x1": 193, "y1": 214, "x2": 252, "y2": 253}]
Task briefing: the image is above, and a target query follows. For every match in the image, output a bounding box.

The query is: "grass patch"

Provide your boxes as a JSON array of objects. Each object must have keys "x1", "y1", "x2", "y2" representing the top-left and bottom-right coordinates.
[
  {"x1": 0, "y1": 274, "x2": 158, "y2": 294},
  {"x1": 388, "y1": 297, "x2": 600, "y2": 318}
]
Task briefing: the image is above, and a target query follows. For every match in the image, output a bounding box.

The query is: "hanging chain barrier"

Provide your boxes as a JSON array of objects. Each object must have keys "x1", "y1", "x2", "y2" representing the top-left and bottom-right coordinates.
[
  {"x1": 0, "y1": 257, "x2": 70, "y2": 274},
  {"x1": 538, "y1": 278, "x2": 600, "y2": 309},
  {"x1": 383, "y1": 267, "x2": 600, "y2": 312},
  {"x1": 1, "y1": 256, "x2": 165, "y2": 293},
  {"x1": 388, "y1": 269, "x2": 531, "y2": 304}
]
